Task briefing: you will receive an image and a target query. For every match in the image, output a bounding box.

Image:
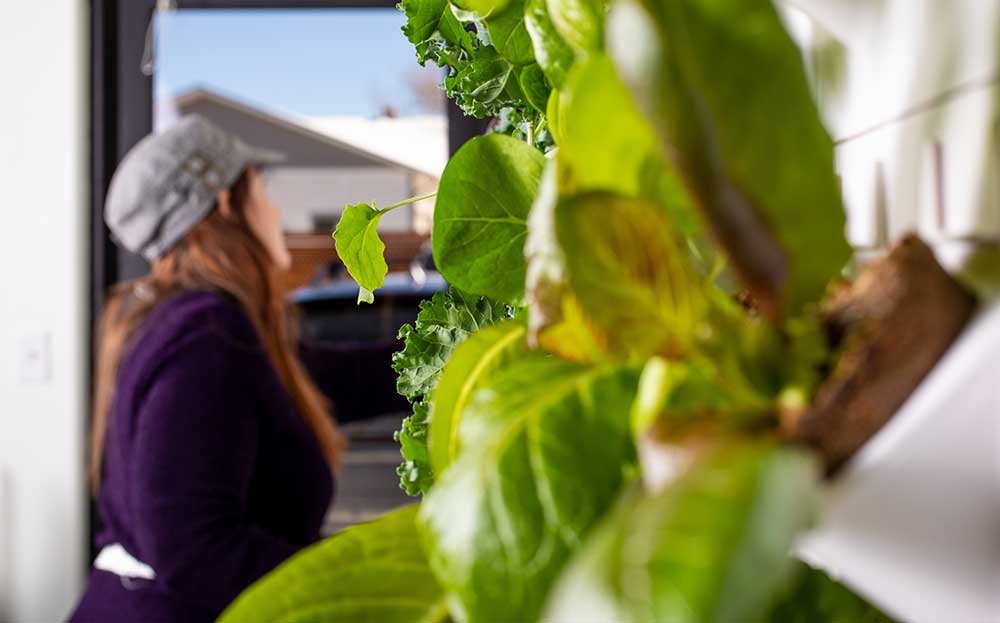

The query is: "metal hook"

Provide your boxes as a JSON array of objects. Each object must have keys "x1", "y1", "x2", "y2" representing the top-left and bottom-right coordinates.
[{"x1": 141, "y1": 0, "x2": 178, "y2": 77}]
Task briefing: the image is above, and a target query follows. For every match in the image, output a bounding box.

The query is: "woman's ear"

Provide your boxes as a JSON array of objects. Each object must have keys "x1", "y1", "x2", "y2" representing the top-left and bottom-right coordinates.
[{"x1": 216, "y1": 189, "x2": 234, "y2": 219}]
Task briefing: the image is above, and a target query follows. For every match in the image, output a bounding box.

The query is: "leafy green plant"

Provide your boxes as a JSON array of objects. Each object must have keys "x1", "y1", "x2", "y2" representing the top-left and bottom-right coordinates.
[
  {"x1": 392, "y1": 289, "x2": 511, "y2": 495},
  {"x1": 229, "y1": 0, "x2": 901, "y2": 621},
  {"x1": 217, "y1": 505, "x2": 446, "y2": 623},
  {"x1": 332, "y1": 193, "x2": 437, "y2": 303}
]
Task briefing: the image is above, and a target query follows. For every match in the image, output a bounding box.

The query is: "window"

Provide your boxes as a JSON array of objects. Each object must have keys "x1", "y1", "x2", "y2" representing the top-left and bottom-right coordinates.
[{"x1": 153, "y1": 7, "x2": 446, "y2": 290}]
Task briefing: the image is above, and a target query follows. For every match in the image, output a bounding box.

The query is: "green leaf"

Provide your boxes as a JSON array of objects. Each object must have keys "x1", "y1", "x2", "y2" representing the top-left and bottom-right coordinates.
[
  {"x1": 401, "y1": 0, "x2": 473, "y2": 64},
  {"x1": 518, "y1": 62, "x2": 551, "y2": 112},
  {"x1": 393, "y1": 289, "x2": 510, "y2": 401},
  {"x1": 406, "y1": 6, "x2": 526, "y2": 119},
  {"x1": 429, "y1": 320, "x2": 528, "y2": 474},
  {"x1": 546, "y1": 88, "x2": 563, "y2": 142},
  {"x1": 523, "y1": 167, "x2": 621, "y2": 364},
  {"x1": 766, "y1": 565, "x2": 897, "y2": 623},
  {"x1": 557, "y1": 54, "x2": 662, "y2": 197},
  {"x1": 606, "y1": 0, "x2": 850, "y2": 318},
  {"x1": 392, "y1": 289, "x2": 511, "y2": 495},
  {"x1": 332, "y1": 202, "x2": 386, "y2": 305},
  {"x1": 524, "y1": 0, "x2": 575, "y2": 88},
  {"x1": 420, "y1": 355, "x2": 640, "y2": 623},
  {"x1": 545, "y1": 441, "x2": 820, "y2": 623},
  {"x1": 219, "y1": 505, "x2": 447, "y2": 623},
  {"x1": 546, "y1": 0, "x2": 604, "y2": 52},
  {"x1": 401, "y1": 0, "x2": 448, "y2": 48},
  {"x1": 526, "y1": 56, "x2": 705, "y2": 355},
  {"x1": 556, "y1": 192, "x2": 706, "y2": 359},
  {"x1": 630, "y1": 356, "x2": 673, "y2": 435},
  {"x1": 624, "y1": 441, "x2": 819, "y2": 622},
  {"x1": 450, "y1": 0, "x2": 512, "y2": 21},
  {"x1": 396, "y1": 400, "x2": 433, "y2": 496},
  {"x1": 525, "y1": 162, "x2": 566, "y2": 343},
  {"x1": 442, "y1": 45, "x2": 519, "y2": 117},
  {"x1": 541, "y1": 487, "x2": 637, "y2": 623},
  {"x1": 484, "y1": 0, "x2": 536, "y2": 65},
  {"x1": 433, "y1": 134, "x2": 546, "y2": 304}
]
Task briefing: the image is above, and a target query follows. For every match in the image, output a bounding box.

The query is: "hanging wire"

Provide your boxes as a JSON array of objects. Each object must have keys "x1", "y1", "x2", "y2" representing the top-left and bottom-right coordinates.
[
  {"x1": 834, "y1": 71, "x2": 1000, "y2": 145},
  {"x1": 141, "y1": 0, "x2": 178, "y2": 77}
]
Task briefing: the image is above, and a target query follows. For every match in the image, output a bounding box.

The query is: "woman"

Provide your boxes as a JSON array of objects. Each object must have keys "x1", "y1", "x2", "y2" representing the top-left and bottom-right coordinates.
[{"x1": 71, "y1": 115, "x2": 402, "y2": 622}]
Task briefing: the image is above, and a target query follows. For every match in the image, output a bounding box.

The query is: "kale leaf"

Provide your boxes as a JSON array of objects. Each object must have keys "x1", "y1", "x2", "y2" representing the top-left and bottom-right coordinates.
[
  {"x1": 392, "y1": 289, "x2": 511, "y2": 495},
  {"x1": 400, "y1": 0, "x2": 546, "y2": 120}
]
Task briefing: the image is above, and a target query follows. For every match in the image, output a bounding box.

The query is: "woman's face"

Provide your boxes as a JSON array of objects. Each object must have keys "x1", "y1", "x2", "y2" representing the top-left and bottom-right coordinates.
[{"x1": 242, "y1": 168, "x2": 292, "y2": 271}]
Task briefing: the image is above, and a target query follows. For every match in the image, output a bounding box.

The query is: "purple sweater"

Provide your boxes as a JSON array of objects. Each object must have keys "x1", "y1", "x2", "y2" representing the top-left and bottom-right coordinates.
[{"x1": 71, "y1": 291, "x2": 404, "y2": 622}]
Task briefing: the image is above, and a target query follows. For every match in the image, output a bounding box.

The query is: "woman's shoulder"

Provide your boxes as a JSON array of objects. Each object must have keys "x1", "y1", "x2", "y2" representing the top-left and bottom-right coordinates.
[{"x1": 125, "y1": 290, "x2": 264, "y2": 374}]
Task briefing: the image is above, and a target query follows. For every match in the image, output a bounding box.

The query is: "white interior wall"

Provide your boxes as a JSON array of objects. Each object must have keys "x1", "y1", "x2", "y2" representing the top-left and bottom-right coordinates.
[
  {"x1": 783, "y1": 2, "x2": 1000, "y2": 621},
  {"x1": 785, "y1": 0, "x2": 1000, "y2": 258},
  {"x1": 0, "y1": 1, "x2": 88, "y2": 621}
]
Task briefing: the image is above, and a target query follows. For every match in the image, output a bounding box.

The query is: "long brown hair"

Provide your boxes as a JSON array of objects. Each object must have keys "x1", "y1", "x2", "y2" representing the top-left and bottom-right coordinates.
[{"x1": 91, "y1": 168, "x2": 345, "y2": 490}]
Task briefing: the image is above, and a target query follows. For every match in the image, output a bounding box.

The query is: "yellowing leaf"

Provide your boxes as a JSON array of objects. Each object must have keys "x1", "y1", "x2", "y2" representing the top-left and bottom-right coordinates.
[
  {"x1": 556, "y1": 192, "x2": 706, "y2": 359},
  {"x1": 607, "y1": 0, "x2": 850, "y2": 318}
]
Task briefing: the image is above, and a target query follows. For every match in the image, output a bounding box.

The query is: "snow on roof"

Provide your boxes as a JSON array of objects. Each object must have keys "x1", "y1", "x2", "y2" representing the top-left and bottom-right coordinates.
[
  {"x1": 166, "y1": 88, "x2": 448, "y2": 179},
  {"x1": 303, "y1": 115, "x2": 448, "y2": 178}
]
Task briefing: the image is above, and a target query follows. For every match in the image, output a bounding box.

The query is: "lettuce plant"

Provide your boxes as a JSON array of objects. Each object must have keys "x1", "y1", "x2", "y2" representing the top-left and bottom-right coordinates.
[{"x1": 219, "y1": 1, "x2": 898, "y2": 621}]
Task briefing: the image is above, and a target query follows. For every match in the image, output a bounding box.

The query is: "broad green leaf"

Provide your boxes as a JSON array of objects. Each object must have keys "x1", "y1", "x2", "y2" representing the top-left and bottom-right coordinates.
[
  {"x1": 450, "y1": 0, "x2": 513, "y2": 22},
  {"x1": 557, "y1": 54, "x2": 662, "y2": 197},
  {"x1": 484, "y1": 0, "x2": 535, "y2": 65},
  {"x1": 542, "y1": 487, "x2": 637, "y2": 623},
  {"x1": 546, "y1": 0, "x2": 604, "y2": 51},
  {"x1": 392, "y1": 289, "x2": 511, "y2": 495},
  {"x1": 428, "y1": 320, "x2": 528, "y2": 473},
  {"x1": 545, "y1": 440, "x2": 820, "y2": 623},
  {"x1": 556, "y1": 192, "x2": 706, "y2": 359},
  {"x1": 628, "y1": 441, "x2": 819, "y2": 622},
  {"x1": 606, "y1": 0, "x2": 850, "y2": 318},
  {"x1": 332, "y1": 202, "x2": 386, "y2": 305},
  {"x1": 518, "y1": 62, "x2": 551, "y2": 112},
  {"x1": 433, "y1": 134, "x2": 546, "y2": 303},
  {"x1": 524, "y1": 0, "x2": 575, "y2": 88},
  {"x1": 766, "y1": 565, "x2": 897, "y2": 623},
  {"x1": 420, "y1": 355, "x2": 640, "y2": 623},
  {"x1": 219, "y1": 505, "x2": 447, "y2": 623}
]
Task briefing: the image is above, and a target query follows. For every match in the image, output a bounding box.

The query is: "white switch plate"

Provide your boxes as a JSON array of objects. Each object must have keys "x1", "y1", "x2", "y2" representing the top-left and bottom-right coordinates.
[{"x1": 18, "y1": 333, "x2": 51, "y2": 384}]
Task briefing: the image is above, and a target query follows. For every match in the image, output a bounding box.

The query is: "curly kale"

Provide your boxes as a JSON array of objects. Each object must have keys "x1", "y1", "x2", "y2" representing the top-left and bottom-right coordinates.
[
  {"x1": 400, "y1": 0, "x2": 548, "y2": 120},
  {"x1": 392, "y1": 289, "x2": 511, "y2": 495}
]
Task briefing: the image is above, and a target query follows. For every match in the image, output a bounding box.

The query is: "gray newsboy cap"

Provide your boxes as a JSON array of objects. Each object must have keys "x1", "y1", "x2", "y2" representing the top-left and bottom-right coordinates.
[{"x1": 105, "y1": 114, "x2": 285, "y2": 261}]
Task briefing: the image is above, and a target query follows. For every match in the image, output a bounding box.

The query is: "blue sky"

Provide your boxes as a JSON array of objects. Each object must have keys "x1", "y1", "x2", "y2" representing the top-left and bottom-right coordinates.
[{"x1": 154, "y1": 9, "x2": 444, "y2": 117}]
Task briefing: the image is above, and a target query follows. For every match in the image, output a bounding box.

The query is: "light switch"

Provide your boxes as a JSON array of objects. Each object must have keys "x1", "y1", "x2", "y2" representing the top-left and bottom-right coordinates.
[{"x1": 18, "y1": 333, "x2": 51, "y2": 384}]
